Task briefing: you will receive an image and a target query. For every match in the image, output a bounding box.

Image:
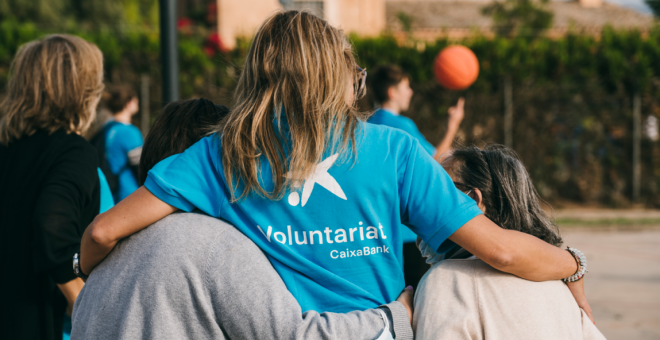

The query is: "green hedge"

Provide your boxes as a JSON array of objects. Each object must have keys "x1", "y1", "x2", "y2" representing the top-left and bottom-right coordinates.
[
  {"x1": 352, "y1": 27, "x2": 660, "y2": 92},
  {"x1": 1, "y1": 20, "x2": 659, "y2": 206}
]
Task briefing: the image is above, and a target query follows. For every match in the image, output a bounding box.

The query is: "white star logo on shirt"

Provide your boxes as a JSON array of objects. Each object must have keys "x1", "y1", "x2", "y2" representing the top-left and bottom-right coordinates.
[{"x1": 286, "y1": 153, "x2": 347, "y2": 207}]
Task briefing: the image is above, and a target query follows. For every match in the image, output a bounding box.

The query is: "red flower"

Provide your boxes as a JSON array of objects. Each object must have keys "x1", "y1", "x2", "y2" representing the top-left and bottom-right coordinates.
[
  {"x1": 204, "y1": 46, "x2": 215, "y2": 57},
  {"x1": 177, "y1": 17, "x2": 192, "y2": 30},
  {"x1": 205, "y1": 32, "x2": 228, "y2": 54}
]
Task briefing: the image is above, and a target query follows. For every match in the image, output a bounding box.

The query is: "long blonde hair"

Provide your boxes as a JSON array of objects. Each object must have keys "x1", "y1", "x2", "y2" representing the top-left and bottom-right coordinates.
[
  {"x1": 221, "y1": 11, "x2": 366, "y2": 202},
  {"x1": 0, "y1": 34, "x2": 104, "y2": 145}
]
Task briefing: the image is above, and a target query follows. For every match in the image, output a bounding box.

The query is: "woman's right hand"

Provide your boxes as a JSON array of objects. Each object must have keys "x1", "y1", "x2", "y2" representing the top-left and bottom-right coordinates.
[
  {"x1": 567, "y1": 278, "x2": 595, "y2": 324},
  {"x1": 81, "y1": 186, "x2": 178, "y2": 274},
  {"x1": 396, "y1": 285, "x2": 415, "y2": 324}
]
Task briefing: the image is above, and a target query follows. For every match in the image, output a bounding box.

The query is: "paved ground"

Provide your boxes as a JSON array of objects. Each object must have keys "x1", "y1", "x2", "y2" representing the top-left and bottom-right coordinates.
[
  {"x1": 556, "y1": 209, "x2": 660, "y2": 220},
  {"x1": 561, "y1": 228, "x2": 660, "y2": 340}
]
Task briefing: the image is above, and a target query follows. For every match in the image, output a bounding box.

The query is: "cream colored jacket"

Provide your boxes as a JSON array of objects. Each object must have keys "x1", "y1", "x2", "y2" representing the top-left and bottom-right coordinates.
[{"x1": 414, "y1": 258, "x2": 606, "y2": 340}]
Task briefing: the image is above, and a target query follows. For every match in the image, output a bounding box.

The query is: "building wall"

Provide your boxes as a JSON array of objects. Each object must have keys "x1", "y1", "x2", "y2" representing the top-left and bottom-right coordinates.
[
  {"x1": 325, "y1": 0, "x2": 385, "y2": 36},
  {"x1": 216, "y1": 0, "x2": 283, "y2": 50},
  {"x1": 217, "y1": 0, "x2": 386, "y2": 50}
]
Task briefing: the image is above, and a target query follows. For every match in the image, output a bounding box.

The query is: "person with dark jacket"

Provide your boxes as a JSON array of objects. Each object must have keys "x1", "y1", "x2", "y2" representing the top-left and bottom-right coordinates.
[{"x1": 0, "y1": 34, "x2": 105, "y2": 340}]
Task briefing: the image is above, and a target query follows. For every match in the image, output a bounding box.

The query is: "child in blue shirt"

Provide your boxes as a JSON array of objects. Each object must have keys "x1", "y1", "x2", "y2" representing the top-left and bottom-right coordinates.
[
  {"x1": 103, "y1": 86, "x2": 143, "y2": 202},
  {"x1": 368, "y1": 65, "x2": 466, "y2": 288},
  {"x1": 81, "y1": 10, "x2": 589, "y2": 317}
]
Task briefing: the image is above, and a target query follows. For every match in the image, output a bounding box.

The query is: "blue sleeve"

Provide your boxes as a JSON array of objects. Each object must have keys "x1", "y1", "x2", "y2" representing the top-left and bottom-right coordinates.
[
  {"x1": 393, "y1": 119, "x2": 437, "y2": 157},
  {"x1": 107, "y1": 124, "x2": 143, "y2": 174},
  {"x1": 97, "y1": 168, "x2": 115, "y2": 213},
  {"x1": 398, "y1": 140, "x2": 483, "y2": 253},
  {"x1": 121, "y1": 125, "x2": 144, "y2": 152},
  {"x1": 144, "y1": 135, "x2": 228, "y2": 216}
]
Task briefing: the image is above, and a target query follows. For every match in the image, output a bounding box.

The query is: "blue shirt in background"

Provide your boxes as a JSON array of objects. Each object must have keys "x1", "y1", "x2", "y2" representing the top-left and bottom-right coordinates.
[
  {"x1": 104, "y1": 121, "x2": 143, "y2": 202},
  {"x1": 368, "y1": 108, "x2": 436, "y2": 156},
  {"x1": 368, "y1": 108, "x2": 438, "y2": 243},
  {"x1": 145, "y1": 120, "x2": 481, "y2": 313},
  {"x1": 97, "y1": 168, "x2": 115, "y2": 213}
]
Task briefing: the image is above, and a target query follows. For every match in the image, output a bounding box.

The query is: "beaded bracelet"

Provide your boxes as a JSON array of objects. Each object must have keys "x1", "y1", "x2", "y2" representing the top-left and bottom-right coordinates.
[{"x1": 563, "y1": 247, "x2": 587, "y2": 283}]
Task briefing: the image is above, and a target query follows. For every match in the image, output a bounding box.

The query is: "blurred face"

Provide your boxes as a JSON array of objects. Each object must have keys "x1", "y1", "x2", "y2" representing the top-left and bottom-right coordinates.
[
  {"x1": 125, "y1": 97, "x2": 139, "y2": 116},
  {"x1": 445, "y1": 162, "x2": 487, "y2": 214},
  {"x1": 389, "y1": 78, "x2": 414, "y2": 112}
]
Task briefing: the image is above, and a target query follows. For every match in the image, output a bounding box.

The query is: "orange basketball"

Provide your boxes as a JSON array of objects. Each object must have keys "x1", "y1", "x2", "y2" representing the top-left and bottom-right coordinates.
[{"x1": 434, "y1": 45, "x2": 479, "y2": 90}]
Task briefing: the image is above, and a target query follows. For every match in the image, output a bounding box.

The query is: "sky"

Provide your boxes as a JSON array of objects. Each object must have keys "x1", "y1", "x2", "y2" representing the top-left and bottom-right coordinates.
[{"x1": 605, "y1": 0, "x2": 653, "y2": 14}]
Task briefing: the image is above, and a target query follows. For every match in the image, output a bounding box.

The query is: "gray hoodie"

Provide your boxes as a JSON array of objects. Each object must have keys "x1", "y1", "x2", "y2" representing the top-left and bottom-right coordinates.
[{"x1": 72, "y1": 212, "x2": 412, "y2": 340}]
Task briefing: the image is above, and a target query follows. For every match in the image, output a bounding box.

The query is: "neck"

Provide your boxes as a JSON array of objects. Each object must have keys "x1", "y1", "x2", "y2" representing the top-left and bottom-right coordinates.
[
  {"x1": 113, "y1": 110, "x2": 133, "y2": 124},
  {"x1": 380, "y1": 102, "x2": 400, "y2": 115}
]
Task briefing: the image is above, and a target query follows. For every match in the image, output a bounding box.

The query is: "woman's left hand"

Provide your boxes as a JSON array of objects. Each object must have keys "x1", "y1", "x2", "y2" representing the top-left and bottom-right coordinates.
[
  {"x1": 396, "y1": 286, "x2": 415, "y2": 324},
  {"x1": 566, "y1": 278, "x2": 594, "y2": 324}
]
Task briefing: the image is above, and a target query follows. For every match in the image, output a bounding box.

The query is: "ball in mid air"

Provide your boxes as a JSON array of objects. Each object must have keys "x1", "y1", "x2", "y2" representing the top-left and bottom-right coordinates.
[{"x1": 434, "y1": 45, "x2": 479, "y2": 90}]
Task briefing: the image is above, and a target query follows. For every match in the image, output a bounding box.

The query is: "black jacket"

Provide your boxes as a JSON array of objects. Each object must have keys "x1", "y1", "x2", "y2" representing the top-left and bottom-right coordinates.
[{"x1": 0, "y1": 129, "x2": 100, "y2": 340}]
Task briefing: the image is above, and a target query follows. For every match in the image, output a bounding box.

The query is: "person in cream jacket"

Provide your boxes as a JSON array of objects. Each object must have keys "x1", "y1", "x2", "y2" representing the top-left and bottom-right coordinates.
[{"x1": 413, "y1": 145, "x2": 606, "y2": 340}]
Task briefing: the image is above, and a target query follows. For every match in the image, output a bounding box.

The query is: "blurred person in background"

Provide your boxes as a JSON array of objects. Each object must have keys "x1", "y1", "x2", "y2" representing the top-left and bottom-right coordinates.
[
  {"x1": 0, "y1": 34, "x2": 104, "y2": 340},
  {"x1": 93, "y1": 85, "x2": 143, "y2": 202},
  {"x1": 368, "y1": 64, "x2": 466, "y2": 289},
  {"x1": 414, "y1": 145, "x2": 602, "y2": 339}
]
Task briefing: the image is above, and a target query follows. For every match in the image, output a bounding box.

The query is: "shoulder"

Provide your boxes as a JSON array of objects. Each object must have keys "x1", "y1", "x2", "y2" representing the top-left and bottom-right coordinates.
[
  {"x1": 106, "y1": 122, "x2": 141, "y2": 139},
  {"x1": 52, "y1": 129, "x2": 95, "y2": 148},
  {"x1": 423, "y1": 259, "x2": 481, "y2": 282},
  {"x1": 128, "y1": 213, "x2": 270, "y2": 279},
  {"x1": 369, "y1": 110, "x2": 418, "y2": 129},
  {"x1": 96, "y1": 212, "x2": 242, "y2": 274},
  {"x1": 147, "y1": 212, "x2": 235, "y2": 240},
  {"x1": 49, "y1": 130, "x2": 98, "y2": 164},
  {"x1": 118, "y1": 123, "x2": 142, "y2": 138},
  {"x1": 362, "y1": 120, "x2": 417, "y2": 147},
  {"x1": 184, "y1": 133, "x2": 222, "y2": 164},
  {"x1": 359, "y1": 121, "x2": 422, "y2": 165},
  {"x1": 426, "y1": 258, "x2": 571, "y2": 297},
  {"x1": 138, "y1": 212, "x2": 253, "y2": 251}
]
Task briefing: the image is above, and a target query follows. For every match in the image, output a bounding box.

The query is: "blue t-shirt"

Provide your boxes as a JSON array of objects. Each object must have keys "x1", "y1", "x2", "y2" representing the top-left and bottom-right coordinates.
[
  {"x1": 97, "y1": 168, "x2": 115, "y2": 213},
  {"x1": 368, "y1": 109, "x2": 436, "y2": 156},
  {"x1": 145, "y1": 120, "x2": 481, "y2": 313},
  {"x1": 104, "y1": 121, "x2": 143, "y2": 202},
  {"x1": 368, "y1": 108, "x2": 438, "y2": 243}
]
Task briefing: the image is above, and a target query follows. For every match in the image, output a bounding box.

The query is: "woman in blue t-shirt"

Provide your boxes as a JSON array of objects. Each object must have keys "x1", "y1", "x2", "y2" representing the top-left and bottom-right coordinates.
[{"x1": 80, "y1": 11, "x2": 590, "y2": 315}]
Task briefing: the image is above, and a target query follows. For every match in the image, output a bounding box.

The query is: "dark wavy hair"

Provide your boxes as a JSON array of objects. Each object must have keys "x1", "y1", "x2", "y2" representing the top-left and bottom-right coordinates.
[
  {"x1": 443, "y1": 145, "x2": 562, "y2": 246},
  {"x1": 138, "y1": 98, "x2": 229, "y2": 185}
]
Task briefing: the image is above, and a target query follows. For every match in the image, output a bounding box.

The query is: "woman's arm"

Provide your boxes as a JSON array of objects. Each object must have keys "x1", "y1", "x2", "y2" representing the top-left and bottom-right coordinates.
[
  {"x1": 57, "y1": 278, "x2": 84, "y2": 317},
  {"x1": 449, "y1": 215, "x2": 594, "y2": 321},
  {"x1": 449, "y1": 215, "x2": 576, "y2": 281},
  {"x1": 80, "y1": 186, "x2": 177, "y2": 274}
]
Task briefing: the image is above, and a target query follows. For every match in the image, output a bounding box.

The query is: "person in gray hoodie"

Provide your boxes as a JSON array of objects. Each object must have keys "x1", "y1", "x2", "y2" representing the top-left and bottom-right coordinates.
[{"x1": 71, "y1": 99, "x2": 413, "y2": 340}]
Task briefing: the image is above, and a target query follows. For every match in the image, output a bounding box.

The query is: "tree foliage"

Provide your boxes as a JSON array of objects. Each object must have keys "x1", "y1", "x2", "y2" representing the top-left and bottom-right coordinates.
[
  {"x1": 0, "y1": 0, "x2": 158, "y2": 29},
  {"x1": 481, "y1": 0, "x2": 554, "y2": 38},
  {"x1": 646, "y1": 0, "x2": 660, "y2": 17}
]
